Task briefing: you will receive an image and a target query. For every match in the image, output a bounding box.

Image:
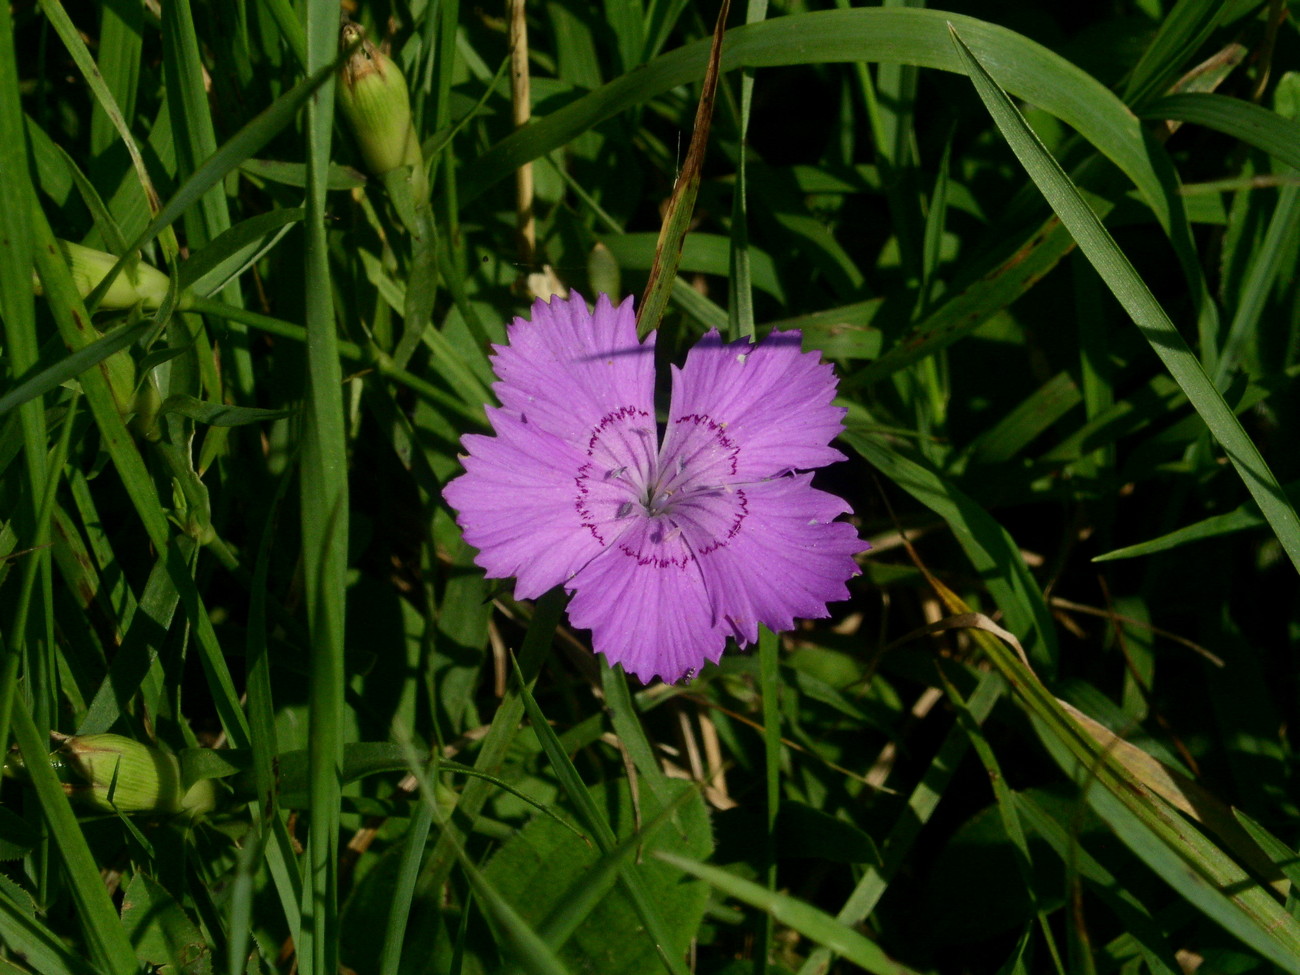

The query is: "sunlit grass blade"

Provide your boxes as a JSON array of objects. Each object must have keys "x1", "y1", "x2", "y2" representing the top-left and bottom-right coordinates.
[{"x1": 948, "y1": 24, "x2": 1300, "y2": 574}]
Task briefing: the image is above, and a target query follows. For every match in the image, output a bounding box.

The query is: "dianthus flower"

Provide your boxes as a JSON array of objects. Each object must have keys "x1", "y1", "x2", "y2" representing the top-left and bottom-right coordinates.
[{"x1": 443, "y1": 293, "x2": 866, "y2": 684}]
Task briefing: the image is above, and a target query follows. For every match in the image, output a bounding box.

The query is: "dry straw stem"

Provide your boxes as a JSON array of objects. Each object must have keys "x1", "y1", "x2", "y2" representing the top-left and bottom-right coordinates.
[{"x1": 509, "y1": 0, "x2": 535, "y2": 266}]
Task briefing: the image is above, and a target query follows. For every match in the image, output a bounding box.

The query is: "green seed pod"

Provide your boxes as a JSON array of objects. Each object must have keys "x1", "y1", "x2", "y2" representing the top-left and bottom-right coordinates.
[
  {"x1": 54, "y1": 734, "x2": 215, "y2": 817},
  {"x1": 34, "y1": 240, "x2": 170, "y2": 311},
  {"x1": 337, "y1": 23, "x2": 423, "y2": 178}
]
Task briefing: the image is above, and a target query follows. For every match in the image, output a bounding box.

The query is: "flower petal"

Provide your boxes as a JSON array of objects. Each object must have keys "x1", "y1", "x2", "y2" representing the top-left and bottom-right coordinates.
[
  {"x1": 490, "y1": 292, "x2": 655, "y2": 447},
  {"x1": 566, "y1": 514, "x2": 728, "y2": 684},
  {"x1": 664, "y1": 330, "x2": 845, "y2": 480},
  {"x1": 443, "y1": 409, "x2": 608, "y2": 599},
  {"x1": 692, "y1": 474, "x2": 865, "y2": 647}
]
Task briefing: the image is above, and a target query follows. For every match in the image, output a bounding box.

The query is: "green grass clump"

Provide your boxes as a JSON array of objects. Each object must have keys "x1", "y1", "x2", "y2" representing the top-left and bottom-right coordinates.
[{"x1": 1, "y1": 1, "x2": 1298, "y2": 973}]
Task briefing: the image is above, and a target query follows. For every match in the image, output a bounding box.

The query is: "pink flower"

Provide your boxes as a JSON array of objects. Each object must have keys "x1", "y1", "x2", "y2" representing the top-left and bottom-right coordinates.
[{"x1": 443, "y1": 293, "x2": 866, "y2": 684}]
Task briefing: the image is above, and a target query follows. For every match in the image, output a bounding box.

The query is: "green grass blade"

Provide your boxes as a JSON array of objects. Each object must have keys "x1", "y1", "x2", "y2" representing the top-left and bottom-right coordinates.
[
  {"x1": 299, "y1": 8, "x2": 348, "y2": 975},
  {"x1": 1120, "y1": 0, "x2": 1221, "y2": 105},
  {"x1": 515, "y1": 658, "x2": 690, "y2": 975},
  {"x1": 10, "y1": 705, "x2": 140, "y2": 973},
  {"x1": 419, "y1": 589, "x2": 566, "y2": 911},
  {"x1": 88, "y1": 0, "x2": 142, "y2": 160},
  {"x1": 948, "y1": 24, "x2": 1300, "y2": 574},
  {"x1": 76, "y1": 552, "x2": 176, "y2": 736},
  {"x1": 844, "y1": 430, "x2": 1058, "y2": 670},
  {"x1": 659, "y1": 853, "x2": 922, "y2": 975},
  {"x1": 35, "y1": 0, "x2": 165, "y2": 231},
  {"x1": 161, "y1": 0, "x2": 236, "y2": 251},
  {"x1": 404, "y1": 728, "x2": 576, "y2": 975},
  {"x1": 0, "y1": 883, "x2": 103, "y2": 975},
  {"x1": 0, "y1": 321, "x2": 151, "y2": 418},
  {"x1": 378, "y1": 795, "x2": 435, "y2": 975},
  {"x1": 973, "y1": 618, "x2": 1300, "y2": 970},
  {"x1": 0, "y1": 1, "x2": 47, "y2": 753},
  {"x1": 1016, "y1": 791, "x2": 1181, "y2": 975},
  {"x1": 757, "y1": 627, "x2": 781, "y2": 975},
  {"x1": 1092, "y1": 477, "x2": 1300, "y2": 560},
  {"x1": 797, "y1": 669, "x2": 1003, "y2": 975},
  {"x1": 458, "y1": 847, "x2": 576, "y2": 975},
  {"x1": 519, "y1": 785, "x2": 701, "y2": 968},
  {"x1": 179, "y1": 208, "x2": 305, "y2": 298},
  {"x1": 54, "y1": 143, "x2": 130, "y2": 256},
  {"x1": 1213, "y1": 183, "x2": 1300, "y2": 385},
  {"x1": 600, "y1": 665, "x2": 673, "y2": 803},
  {"x1": 1141, "y1": 93, "x2": 1300, "y2": 172},
  {"x1": 463, "y1": 9, "x2": 1174, "y2": 233},
  {"x1": 84, "y1": 47, "x2": 348, "y2": 309},
  {"x1": 726, "y1": 0, "x2": 767, "y2": 342}
]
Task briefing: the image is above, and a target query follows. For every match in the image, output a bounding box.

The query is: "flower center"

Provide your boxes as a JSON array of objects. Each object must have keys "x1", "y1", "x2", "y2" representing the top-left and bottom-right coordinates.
[{"x1": 575, "y1": 407, "x2": 748, "y2": 562}]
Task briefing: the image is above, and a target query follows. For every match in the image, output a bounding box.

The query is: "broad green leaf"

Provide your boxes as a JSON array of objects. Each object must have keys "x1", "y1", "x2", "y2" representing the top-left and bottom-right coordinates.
[
  {"x1": 659, "y1": 852, "x2": 921, "y2": 975},
  {"x1": 486, "y1": 779, "x2": 711, "y2": 975},
  {"x1": 516, "y1": 658, "x2": 697, "y2": 975},
  {"x1": 121, "y1": 872, "x2": 213, "y2": 975}
]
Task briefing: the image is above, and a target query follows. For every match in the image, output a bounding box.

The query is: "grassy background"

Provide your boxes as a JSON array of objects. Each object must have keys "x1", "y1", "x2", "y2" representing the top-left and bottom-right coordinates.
[{"x1": 2, "y1": 0, "x2": 1299, "y2": 973}]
